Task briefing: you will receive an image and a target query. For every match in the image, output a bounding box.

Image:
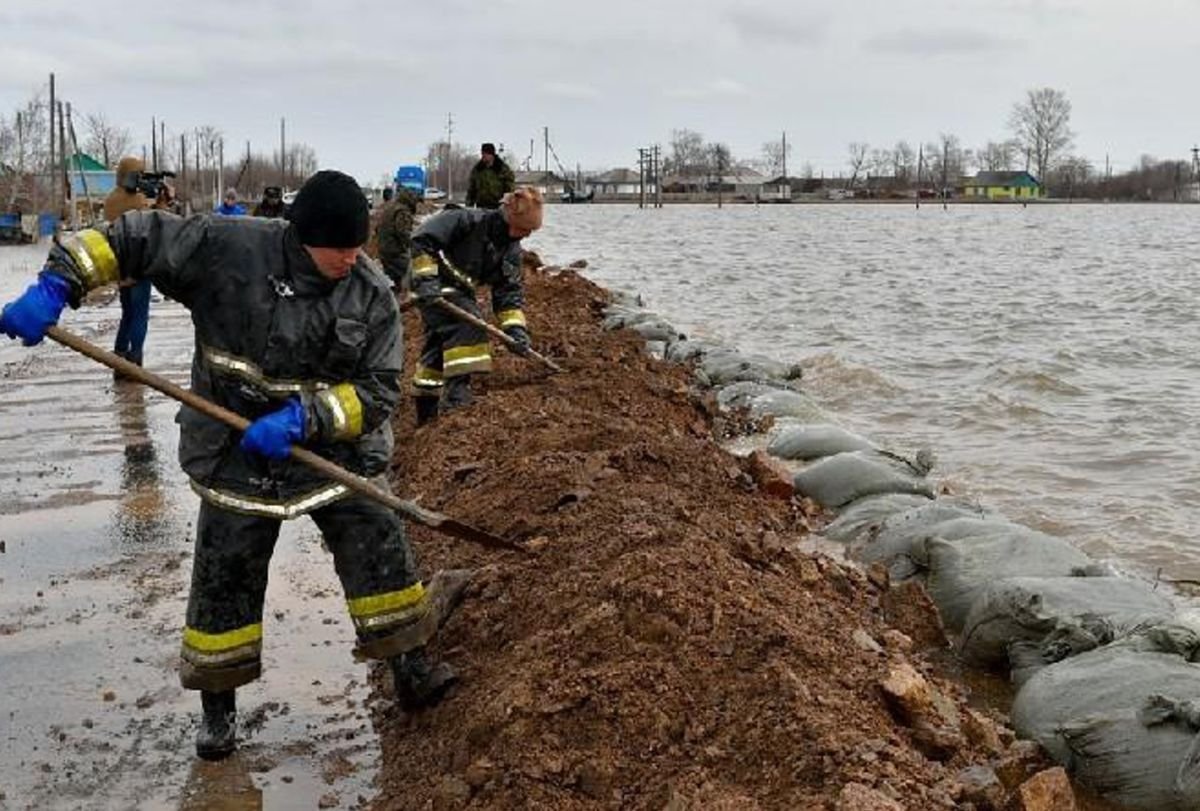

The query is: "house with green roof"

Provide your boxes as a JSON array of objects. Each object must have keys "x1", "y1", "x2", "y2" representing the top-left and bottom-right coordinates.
[{"x1": 962, "y1": 170, "x2": 1042, "y2": 200}]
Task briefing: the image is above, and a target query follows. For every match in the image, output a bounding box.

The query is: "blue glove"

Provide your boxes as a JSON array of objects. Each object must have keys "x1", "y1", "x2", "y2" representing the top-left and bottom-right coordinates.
[
  {"x1": 240, "y1": 398, "x2": 306, "y2": 460},
  {"x1": 0, "y1": 271, "x2": 72, "y2": 346}
]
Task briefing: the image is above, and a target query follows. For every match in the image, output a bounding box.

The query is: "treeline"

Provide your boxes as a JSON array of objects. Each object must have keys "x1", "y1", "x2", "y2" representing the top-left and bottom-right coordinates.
[{"x1": 0, "y1": 83, "x2": 319, "y2": 215}]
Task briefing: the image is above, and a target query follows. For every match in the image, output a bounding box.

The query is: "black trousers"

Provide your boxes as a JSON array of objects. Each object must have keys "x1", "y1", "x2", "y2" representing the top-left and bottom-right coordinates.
[
  {"x1": 179, "y1": 496, "x2": 425, "y2": 691},
  {"x1": 410, "y1": 292, "x2": 492, "y2": 401}
]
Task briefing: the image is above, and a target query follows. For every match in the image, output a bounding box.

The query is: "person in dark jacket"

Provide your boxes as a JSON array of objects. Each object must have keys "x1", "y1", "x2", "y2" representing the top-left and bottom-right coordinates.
[
  {"x1": 0, "y1": 170, "x2": 466, "y2": 761},
  {"x1": 465, "y1": 143, "x2": 515, "y2": 209},
  {"x1": 104, "y1": 156, "x2": 153, "y2": 376},
  {"x1": 251, "y1": 186, "x2": 286, "y2": 218},
  {"x1": 373, "y1": 185, "x2": 421, "y2": 288},
  {"x1": 409, "y1": 185, "x2": 543, "y2": 423}
]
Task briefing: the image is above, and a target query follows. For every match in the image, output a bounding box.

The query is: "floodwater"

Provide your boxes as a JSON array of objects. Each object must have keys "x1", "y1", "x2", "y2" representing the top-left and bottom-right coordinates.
[
  {"x1": 531, "y1": 202, "x2": 1200, "y2": 580},
  {"x1": 0, "y1": 244, "x2": 380, "y2": 809}
]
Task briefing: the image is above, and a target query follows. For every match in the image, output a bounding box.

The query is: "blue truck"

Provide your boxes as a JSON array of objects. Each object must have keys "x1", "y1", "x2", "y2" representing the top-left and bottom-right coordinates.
[{"x1": 394, "y1": 165, "x2": 426, "y2": 195}]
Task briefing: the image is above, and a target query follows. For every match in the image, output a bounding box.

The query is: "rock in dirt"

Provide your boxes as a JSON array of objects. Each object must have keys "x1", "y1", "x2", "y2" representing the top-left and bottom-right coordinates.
[{"x1": 1011, "y1": 767, "x2": 1077, "y2": 811}]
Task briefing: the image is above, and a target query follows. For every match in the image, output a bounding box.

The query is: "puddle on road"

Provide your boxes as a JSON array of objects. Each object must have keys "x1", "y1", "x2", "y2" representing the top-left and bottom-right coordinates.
[{"x1": 0, "y1": 256, "x2": 383, "y2": 810}]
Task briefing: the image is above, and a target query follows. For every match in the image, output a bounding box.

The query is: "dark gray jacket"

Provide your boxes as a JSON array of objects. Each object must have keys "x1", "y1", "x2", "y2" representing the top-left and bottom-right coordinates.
[
  {"x1": 410, "y1": 207, "x2": 525, "y2": 320},
  {"x1": 99, "y1": 211, "x2": 402, "y2": 515}
]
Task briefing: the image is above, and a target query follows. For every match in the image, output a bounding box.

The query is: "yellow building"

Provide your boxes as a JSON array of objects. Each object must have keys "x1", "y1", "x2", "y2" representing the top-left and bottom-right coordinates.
[{"x1": 962, "y1": 170, "x2": 1043, "y2": 200}]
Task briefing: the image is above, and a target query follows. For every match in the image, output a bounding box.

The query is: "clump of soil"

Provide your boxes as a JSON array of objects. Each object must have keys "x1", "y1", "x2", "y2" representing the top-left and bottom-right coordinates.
[{"x1": 371, "y1": 265, "x2": 1034, "y2": 809}]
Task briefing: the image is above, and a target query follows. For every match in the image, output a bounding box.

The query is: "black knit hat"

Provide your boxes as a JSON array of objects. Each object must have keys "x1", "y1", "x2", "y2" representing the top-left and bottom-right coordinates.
[
  {"x1": 288, "y1": 170, "x2": 370, "y2": 248},
  {"x1": 481, "y1": 142, "x2": 496, "y2": 155}
]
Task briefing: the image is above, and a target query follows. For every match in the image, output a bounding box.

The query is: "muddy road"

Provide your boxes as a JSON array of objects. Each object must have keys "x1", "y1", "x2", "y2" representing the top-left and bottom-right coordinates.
[{"x1": 0, "y1": 243, "x2": 380, "y2": 810}]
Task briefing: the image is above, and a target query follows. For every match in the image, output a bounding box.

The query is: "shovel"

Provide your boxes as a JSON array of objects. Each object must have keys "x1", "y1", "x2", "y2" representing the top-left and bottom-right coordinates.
[
  {"x1": 398, "y1": 296, "x2": 563, "y2": 374},
  {"x1": 46, "y1": 325, "x2": 523, "y2": 553}
]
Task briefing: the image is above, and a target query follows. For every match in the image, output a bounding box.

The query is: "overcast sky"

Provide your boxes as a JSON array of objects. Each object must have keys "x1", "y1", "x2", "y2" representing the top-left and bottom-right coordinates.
[{"x1": 3, "y1": 0, "x2": 1197, "y2": 184}]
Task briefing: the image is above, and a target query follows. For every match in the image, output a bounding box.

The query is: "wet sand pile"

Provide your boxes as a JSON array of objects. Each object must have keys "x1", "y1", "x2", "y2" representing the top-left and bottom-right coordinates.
[{"x1": 371, "y1": 264, "x2": 1053, "y2": 809}]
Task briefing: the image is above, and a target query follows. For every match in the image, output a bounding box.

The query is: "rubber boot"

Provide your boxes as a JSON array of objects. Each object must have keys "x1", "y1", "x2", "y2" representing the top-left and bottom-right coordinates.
[
  {"x1": 390, "y1": 648, "x2": 458, "y2": 712},
  {"x1": 441, "y1": 375, "x2": 473, "y2": 413},
  {"x1": 414, "y1": 396, "x2": 440, "y2": 426},
  {"x1": 195, "y1": 689, "x2": 237, "y2": 760}
]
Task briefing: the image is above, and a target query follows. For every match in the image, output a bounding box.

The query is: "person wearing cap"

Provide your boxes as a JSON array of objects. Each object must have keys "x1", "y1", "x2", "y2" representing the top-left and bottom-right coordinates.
[
  {"x1": 408, "y1": 185, "x2": 544, "y2": 423},
  {"x1": 103, "y1": 156, "x2": 154, "y2": 375},
  {"x1": 214, "y1": 187, "x2": 247, "y2": 216},
  {"x1": 465, "y1": 142, "x2": 515, "y2": 209},
  {"x1": 0, "y1": 170, "x2": 467, "y2": 760},
  {"x1": 251, "y1": 186, "x2": 286, "y2": 218}
]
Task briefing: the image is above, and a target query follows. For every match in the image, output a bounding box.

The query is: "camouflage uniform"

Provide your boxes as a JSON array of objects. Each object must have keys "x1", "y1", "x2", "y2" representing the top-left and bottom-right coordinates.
[
  {"x1": 465, "y1": 156, "x2": 515, "y2": 209},
  {"x1": 373, "y1": 187, "x2": 420, "y2": 287}
]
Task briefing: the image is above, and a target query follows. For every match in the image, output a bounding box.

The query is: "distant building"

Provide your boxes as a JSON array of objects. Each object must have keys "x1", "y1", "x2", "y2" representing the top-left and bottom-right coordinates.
[
  {"x1": 962, "y1": 170, "x2": 1042, "y2": 200},
  {"x1": 587, "y1": 168, "x2": 647, "y2": 197},
  {"x1": 514, "y1": 170, "x2": 567, "y2": 196}
]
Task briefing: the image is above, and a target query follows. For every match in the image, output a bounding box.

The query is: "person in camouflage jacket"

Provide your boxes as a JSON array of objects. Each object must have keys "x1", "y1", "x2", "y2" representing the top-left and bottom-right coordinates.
[{"x1": 465, "y1": 142, "x2": 515, "y2": 209}]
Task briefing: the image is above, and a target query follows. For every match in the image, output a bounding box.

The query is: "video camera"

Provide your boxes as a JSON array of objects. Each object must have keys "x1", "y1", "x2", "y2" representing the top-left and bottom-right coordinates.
[{"x1": 137, "y1": 170, "x2": 176, "y2": 200}]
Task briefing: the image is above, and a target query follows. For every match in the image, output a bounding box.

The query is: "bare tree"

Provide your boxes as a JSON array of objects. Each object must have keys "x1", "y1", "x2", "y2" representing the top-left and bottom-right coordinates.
[
  {"x1": 868, "y1": 147, "x2": 893, "y2": 178},
  {"x1": 666, "y1": 129, "x2": 709, "y2": 175},
  {"x1": 892, "y1": 141, "x2": 916, "y2": 182},
  {"x1": 761, "y1": 136, "x2": 791, "y2": 178},
  {"x1": 1009, "y1": 87, "x2": 1073, "y2": 184},
  {"x1": 82, "y1": 112, "x2": 133, "y2": 168},
  {"x1": 846, "y1": 142, "x2": 869, "y2": 188},
  {"x1": 978, "y1": 140, "x2": 1019, "y2": 172}
]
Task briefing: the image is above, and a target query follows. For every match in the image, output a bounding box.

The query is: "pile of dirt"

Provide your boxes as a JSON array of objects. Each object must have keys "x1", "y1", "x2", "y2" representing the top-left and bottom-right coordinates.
[{"x1": 370, "y1": 265, "x2": 1055, "y2": 809}]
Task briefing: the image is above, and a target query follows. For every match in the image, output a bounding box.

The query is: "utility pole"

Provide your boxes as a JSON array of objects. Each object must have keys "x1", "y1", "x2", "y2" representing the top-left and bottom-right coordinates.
[
  {"x1": 49, "y1": 72, "x2": 56, "y2": 222},
  {"x1": 217, "y1": 137, "x2": 225, "y2": 206},
  {"x1": 543, "y1": 127, "x2": 549, "y2": 176},
  {"x1": 654, "y1": 144, "x2": 663, "y2": 208},
  {"x1": 280, "y1": 117, "x2": 286, "y2": 188},
  {"x1": 57, "y1": 101, "x2": 67, "y2": 222},
  {"x1": 781, "y1": 130, "x2": 788, "y2": 180},
  {"x1": 180, "y1": 133, "x2": 188, "y2": 214},
  {"x1": 916, "y1": 144, "x2": 923, "y2": 210},
  {"x1": 446, "y1": 112, "x2": 454, "y2": 200},
  {"x1": 151, "y1": 116, "x2": 158, "y2": 172}
]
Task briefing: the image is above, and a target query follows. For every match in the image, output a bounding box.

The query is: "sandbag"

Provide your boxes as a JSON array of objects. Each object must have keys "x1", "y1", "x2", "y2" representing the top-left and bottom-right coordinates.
[
  {"x1": 665, "y1": 339, "x2": 719, "y2": 364},
  {"x1": 792, "y1": 450, "x2": 934, "y2": 509},
  {"x1": 699, "y1": 350, "x2": 800, "y2": 385},
  {"x1": 767, "y1": 423, "x2": 876, "y2": 461},
  {"x1": 821, "y1": 493, "x2": 933, "y2": 544},
  {"x1": 960, "y1": 576, "x2": 1175, "y2": 670},
  {"x1": 630, "y1": 318, "x2": 685, "y2": 342},
  {"x1": 1012, "y1": 643, "x2": 1200, "y2": 809},
  {"x1": 1058, "y1": 700, "x2": 1200, "y2": 811},
  {"x1": 850, "y1": 507, "x2": 997, "y2": 579},
  {"x1": 923, "y1": 530, "x2": 1094, "y2": 631}
]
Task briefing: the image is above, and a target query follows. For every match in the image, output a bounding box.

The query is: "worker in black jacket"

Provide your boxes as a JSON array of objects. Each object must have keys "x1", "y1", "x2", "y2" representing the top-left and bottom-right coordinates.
[
  {"x1": 0, "y1": 170, "x2": 466, "y2": 761},
  {"x1": 408, "y1": 186, "x2": 543, "y2": 423}
]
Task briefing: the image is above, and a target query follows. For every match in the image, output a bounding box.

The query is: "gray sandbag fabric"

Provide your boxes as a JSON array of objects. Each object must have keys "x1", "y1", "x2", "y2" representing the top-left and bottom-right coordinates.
[
  {"x1": 629, "y1": 318, "x2": 685, "y2": 342},
  {"x1": 821, "y1": 493, "x2": 934, "y2": 544},
  {"x1": 698, "y1": 349, "x2": 801, "y2": 385},
  {"x1": 1012, "y1": 636, "x2": 1200, "y2": 810},
  {"x1": 849, "y1": 507, "x2": 997, "y2": 579},
  {"x1": 767, "y1": 423, "x2": 876, "y2": 461},
  {"x1": 959, "y1": 576, "x2": 1175, "y2": 670},
  {"x1": 923, "y1": 530, "x2": 1095, "y2": 631},
  {"x1": 1059, "y1": 701, "x2": 1200, "y2": 811},
  {"x1": 792, "y1": 450, "x2": 935, "y2": 508}
]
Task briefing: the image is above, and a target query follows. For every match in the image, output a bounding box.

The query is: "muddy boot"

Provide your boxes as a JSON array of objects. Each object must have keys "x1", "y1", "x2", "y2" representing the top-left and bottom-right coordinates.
[
  {"x1": 390, "y1": 648, "x2": 458, "y2": 712},
  {"x1": 195, "y1": 689, "x2": 237, "y2": 760},
  {"x1": 414, "y1": 396, "x2": 440, "y2": 426},
  {"x1": 441, "y1": 375, "x2": 473, "y2": 414}
]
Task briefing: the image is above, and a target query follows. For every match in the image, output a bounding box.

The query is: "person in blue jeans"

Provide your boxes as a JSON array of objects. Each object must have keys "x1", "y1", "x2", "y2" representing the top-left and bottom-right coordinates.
[
  {"x1": 103, "y1": 157, "x2": 154, "y2": 373},
  {"x1": 113, "y1": 278, "x2": 151, "y2": 367}
]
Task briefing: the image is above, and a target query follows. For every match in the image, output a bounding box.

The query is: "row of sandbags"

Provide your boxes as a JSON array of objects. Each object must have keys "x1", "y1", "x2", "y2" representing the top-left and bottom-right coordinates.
[
  {"x1": 602, "y1": 293, "x2": 1200, "y2": 809},
  {"x1": 803, "y1": 438, "x2": 1199, "y2": 809}
]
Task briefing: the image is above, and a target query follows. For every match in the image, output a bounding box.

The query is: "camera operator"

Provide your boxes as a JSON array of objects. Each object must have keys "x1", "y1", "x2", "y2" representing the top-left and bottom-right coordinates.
[{"x1": 102, "y1": 156, "x2": 154, "y2": 377}]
